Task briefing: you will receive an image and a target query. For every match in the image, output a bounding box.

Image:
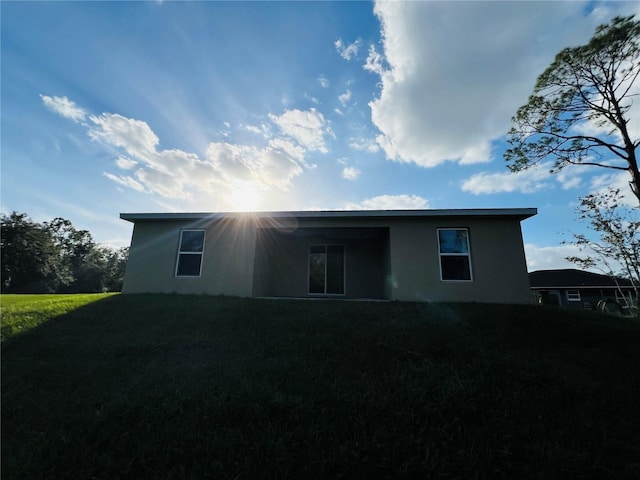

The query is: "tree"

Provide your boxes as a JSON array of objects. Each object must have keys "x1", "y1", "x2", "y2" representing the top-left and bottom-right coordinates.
[
  {"x1": 505, "y1": 15, "x2": 640, "y2": 205},
  {"x1": 0, "y1": 213, "x2": 71, "y2": 293},
  {"x1": 103, "y1": 246, "x2": 129, "y2": 292},
  {"x1": 564, "y1": 187, "x2": 639, "y2": 311},
  {"x1": 1, "y1": 212, "x2": 129, "y2": 293},
  {"x1": 45, "y1": 217, "x2": 107, "y2": 293}
]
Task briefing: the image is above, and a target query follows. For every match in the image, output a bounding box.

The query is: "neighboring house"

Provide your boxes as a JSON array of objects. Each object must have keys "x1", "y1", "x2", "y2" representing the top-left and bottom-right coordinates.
[
  {"x1": 120, "y1": 208, "x2": 536, "y2": 303},
  {"x1": 529, "y1": 269, "x2": 636, "y2": 311}
]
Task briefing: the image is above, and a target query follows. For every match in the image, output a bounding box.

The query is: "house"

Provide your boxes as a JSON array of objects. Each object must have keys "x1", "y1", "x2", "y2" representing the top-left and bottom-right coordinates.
[
  {"x1": 120, "y1": 208, "x2": 536, "y2": 303},
  {"x1": 529, "y1": 269, "x2": 636, "y2": 311}
]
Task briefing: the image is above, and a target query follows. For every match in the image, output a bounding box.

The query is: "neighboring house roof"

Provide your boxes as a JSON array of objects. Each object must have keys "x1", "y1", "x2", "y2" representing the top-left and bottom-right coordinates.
[
  {"x1": 120, "y1": 208, "x2": 537, "y2": 223},
  {"x1": 529, "y1": 269, "x2": 634, "y2": 289}
]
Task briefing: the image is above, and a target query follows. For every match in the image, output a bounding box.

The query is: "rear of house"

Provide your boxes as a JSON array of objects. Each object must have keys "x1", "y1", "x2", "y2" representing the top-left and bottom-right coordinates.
[{"x1": 120, "y1": 208, "x2": 536, "y2": 304}]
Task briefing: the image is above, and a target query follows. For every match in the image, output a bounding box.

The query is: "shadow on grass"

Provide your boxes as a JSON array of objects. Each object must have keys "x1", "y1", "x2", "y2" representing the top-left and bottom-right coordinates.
[{"x1": 2, "y1": 295, "x2": 640, "y2": 479}]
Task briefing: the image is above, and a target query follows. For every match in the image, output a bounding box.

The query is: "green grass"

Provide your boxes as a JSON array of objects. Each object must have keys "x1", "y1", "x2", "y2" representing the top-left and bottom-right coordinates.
[
  {"x1": 2, "y1": 295, "x2": 640, "y2": 479},
  {"x1": 1, "y1": 293, "x2": 117, "y2": 341}
]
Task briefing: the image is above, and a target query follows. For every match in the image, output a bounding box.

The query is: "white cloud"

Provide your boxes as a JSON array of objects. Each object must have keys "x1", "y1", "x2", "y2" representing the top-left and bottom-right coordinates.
[
  {"x1": 338, "y1": 89, "x2": 352, "y2": 107},
  {"x1": 44, "y1": 96, "x2": 336, "y2": 204},
  {"x1": 41, "y1": 95, "x2": 87, "y2": 122},
  {"x1": 89, "y1": 113, "x2": 159, "y2": 161},
  {"x1": 115, "y1": 156, "x2": 137, "y2": 170},
  {"x1": 335, "y1": 37, "x2": 362, "y2": 61},
  {"x1": 341, "y1": 167, "x2": 361, "y2": 180},
  {"x1": 344, "y1": 194, "x2": 429, "y2": 210},
  {"x1": 363, "y1": 45, "x2": 384, "y2": 75},
  {"x1": 555, "y1": 168, "x2": 583, "y2": 190},
  {"x1": 206, "y1": 142, "x2": 303, "y2": 190},
  {"x1": 525, "y1": 243, "x2": 582, "y2": 272},
  {"x1": 590, "y1": 171, "x2": 637, "y2": 206},
  {"x1": 461, "y1": 164, "x2": 554, "y2": 195},
  {"x1": 84, "y1": 107, "x2": 310, "y2": 199},
  {"x1": 318, "y1": 76, "x2": 329, "y2": 88},
  {"x1": 244, "y1": 124, "x2": 262, "y2": 134},
  {"x1": 269, "y1": 108, "x2": 330, "y2": 153},
  {"x1": 267, "y1": 138, "x2": 306, "y2": 163},
  {"x1": 367, "y1": 1, "x2": 628, "y2": 168},
  {"x1": 349, "y1": 137, "x2": 380, "y2": 153},
  {"x1": 103, "y1": 172, "x2": 145, "y2": 192}
]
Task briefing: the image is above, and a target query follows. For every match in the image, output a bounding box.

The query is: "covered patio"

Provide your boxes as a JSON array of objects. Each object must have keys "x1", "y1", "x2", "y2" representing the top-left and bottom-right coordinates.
[{"x1": 251, "y1": 227, "x2": 391, "y2": 300}]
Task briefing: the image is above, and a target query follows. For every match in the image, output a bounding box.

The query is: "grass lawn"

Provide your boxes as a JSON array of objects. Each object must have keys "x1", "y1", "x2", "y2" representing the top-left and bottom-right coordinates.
[
  {"x1": 1, "y1": 293, "x2": 117, "y2": 341},
  {"x1": 2, "y1": 294, "x2": 640, "y2": 479}
]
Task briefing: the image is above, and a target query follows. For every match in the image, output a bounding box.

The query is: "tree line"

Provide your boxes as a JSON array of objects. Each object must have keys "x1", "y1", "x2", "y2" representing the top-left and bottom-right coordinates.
[{"x1": 1, "y1": 212, "x2": 128, "y2": 294}]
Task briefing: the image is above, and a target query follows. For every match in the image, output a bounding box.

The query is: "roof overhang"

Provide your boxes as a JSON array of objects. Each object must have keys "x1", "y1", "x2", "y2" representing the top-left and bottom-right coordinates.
[{"x1": 120, "y1": 208, "x2": 537, "y2": 223}]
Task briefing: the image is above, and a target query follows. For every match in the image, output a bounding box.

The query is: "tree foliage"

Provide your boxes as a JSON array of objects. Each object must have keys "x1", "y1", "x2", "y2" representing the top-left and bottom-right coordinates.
[
  {"x1": 565, "y1": 188, "x2": 639, "y2": 308},
  {"x1": 505, "y1": 15, "x2": 640, "y2": 204},
  {"x1": 1, "y1": 212, "x2": 128, "y2": 294}
]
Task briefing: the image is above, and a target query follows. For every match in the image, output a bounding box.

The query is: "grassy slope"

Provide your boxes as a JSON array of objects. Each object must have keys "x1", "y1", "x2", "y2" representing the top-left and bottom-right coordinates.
[
  {"x1": 2, "y1": 294, "x2": 640, "y2": 479},
  {"x1": 1, "y1": 293, "x2": 117, "y2": 341}
]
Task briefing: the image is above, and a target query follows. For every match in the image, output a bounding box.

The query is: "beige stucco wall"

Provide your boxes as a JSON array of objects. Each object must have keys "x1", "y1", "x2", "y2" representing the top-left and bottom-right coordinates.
[
  {"x1": 387, "y1": 217, "x2": 531, "y2": 303},
  {"x1": 122, "y1": 214, "x2": 532, "y2": 304},
  {"x1": 122, "y1": 217, "x2": 256, "y2": 296}
]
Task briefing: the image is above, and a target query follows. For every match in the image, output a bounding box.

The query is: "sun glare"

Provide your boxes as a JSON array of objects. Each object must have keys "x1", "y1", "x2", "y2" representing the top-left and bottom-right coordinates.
[{"x1": 227, "y1": 184, "x2": 262, "y2": 212}]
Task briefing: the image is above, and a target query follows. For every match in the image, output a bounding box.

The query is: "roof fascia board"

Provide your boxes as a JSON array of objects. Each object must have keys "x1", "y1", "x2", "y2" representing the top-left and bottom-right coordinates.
[{"x1": 120, "y1": 208, "x2": 537, "y2": 223}]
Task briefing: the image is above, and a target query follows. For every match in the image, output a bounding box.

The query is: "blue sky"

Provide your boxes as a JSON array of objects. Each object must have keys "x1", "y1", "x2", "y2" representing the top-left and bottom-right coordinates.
[{"x1": 2, "y1": 1, "x2": 639, "y2": 271}]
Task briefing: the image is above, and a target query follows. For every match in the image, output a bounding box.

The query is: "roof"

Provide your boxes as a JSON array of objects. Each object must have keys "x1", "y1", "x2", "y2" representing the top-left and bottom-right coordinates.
[
  {"x1": 120, "y1": 208, "x2": 537, "y2": 223},
  {"x1": 529, "y1": 269, "x2": 634, "y2": 289}
]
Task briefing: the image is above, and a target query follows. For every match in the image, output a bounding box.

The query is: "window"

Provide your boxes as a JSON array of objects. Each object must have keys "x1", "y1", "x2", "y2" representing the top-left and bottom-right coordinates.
[
  {"x1": 438, "y1": 228, "x2": 472, "y2": 281},
  {"x1": 566, "y1": 290, "x2": 581, "y2": 302},
  {"x1": 309, "y1": 245, "x2": 345, "y2": 295},
  {"x1": 176, "y1": 230, "x2": 205, "y2": 277}
]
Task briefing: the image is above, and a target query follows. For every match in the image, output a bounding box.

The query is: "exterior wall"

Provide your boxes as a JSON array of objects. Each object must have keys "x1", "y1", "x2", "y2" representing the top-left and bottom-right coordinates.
[
  {"x1": 122, "y1": 217, "x2": 256, "y2": 296},
  {"x1": 122, "y1": 213, "x2": 532, "y2": 304},
  {"x1": 387, "y1": 217, "x2": 531, "y2": 304},
  {"x1": 534, "y1": 287, "x2": 635, "y2": 309}
]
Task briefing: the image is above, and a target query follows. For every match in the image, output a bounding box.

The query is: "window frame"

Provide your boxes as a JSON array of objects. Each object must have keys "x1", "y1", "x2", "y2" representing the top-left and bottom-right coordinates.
[
  {"x1": 308, "y1": 244, "x2": 346, "y2": 296},
  {"x1": 437, "y1": 228, "x2": 473, "y2": 282},
  {"x1": 175, "y1": 229, "x2": 206, "y2": 277},
  {"x1": 566, "y1": 289, "x2": 581, "y2": 302}
]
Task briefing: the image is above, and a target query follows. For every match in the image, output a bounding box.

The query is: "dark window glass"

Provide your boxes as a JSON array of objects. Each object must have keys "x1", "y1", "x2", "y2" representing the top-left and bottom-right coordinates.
[
  {"x1": 177, "y1": 253, "x2": 202, "y2": 276},
  {"x1": 180, "y1": 230, "x2": 205, "y2": 252},
  {"x1": 326, "y1": 246, "x2": 345, "y2": 294},
  {"x1": 309, "y1": 245, "x2": 345, "y2": 294},
  {"x1": 438, "y1": 229, "x2": 472, "y2": 281},
  {"x1": 176, "y1": 230, "x2": 205, "y2": 277},
  {"x1": 440, "y1": 256, "x2": 471, "y2": 281},
  {"x1": 438, "y1": 229, "x2": 469, "y2": 254},
  {"x1": 309, "y1": 252, "x2": 326, "y2": 294}
]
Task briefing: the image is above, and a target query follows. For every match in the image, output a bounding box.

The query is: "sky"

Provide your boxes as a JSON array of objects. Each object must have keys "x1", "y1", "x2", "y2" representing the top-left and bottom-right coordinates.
[{"x1": 2, "y1": 0, "x2": 639, "y2": 272}]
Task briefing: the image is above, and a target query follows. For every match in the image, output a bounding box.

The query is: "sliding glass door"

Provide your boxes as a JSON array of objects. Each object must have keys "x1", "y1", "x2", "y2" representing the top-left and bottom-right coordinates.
[{"x1": 309, "y1": 245, "x2": 344, "y2": 295}]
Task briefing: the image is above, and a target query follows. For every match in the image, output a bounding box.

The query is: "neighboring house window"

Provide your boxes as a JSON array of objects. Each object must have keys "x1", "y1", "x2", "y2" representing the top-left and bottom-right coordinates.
[
  {"x1": 176, "y1": 229, "x2": 205, "y2": 277},
  {"x1": 438, "y1": 228, "x2": 472, "y2": 281},
  {"x1": 309, "y1": 245, "x2": 345, "y2": 295},
  {"x1": 566, "y1": 290, "x2": 581, "y2": 302}
]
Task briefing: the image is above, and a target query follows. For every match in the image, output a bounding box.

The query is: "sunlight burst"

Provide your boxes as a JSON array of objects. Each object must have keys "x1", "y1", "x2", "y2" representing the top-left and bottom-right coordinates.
[{"x1": 226, "y1": 184, "x2": 262, "y2": 212}]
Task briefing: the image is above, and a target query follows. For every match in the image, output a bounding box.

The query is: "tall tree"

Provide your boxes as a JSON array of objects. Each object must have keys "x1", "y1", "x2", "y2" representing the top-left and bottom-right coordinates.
[
  {"x1": 565, "y1": 187, "x2": 639, "y2": 309},
  {"x1": 505, "y1": 15, "x2": 640, "y2": 204},
  {"x1": 45, "y1": 218, "x2": 106, "y2": 293}
]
